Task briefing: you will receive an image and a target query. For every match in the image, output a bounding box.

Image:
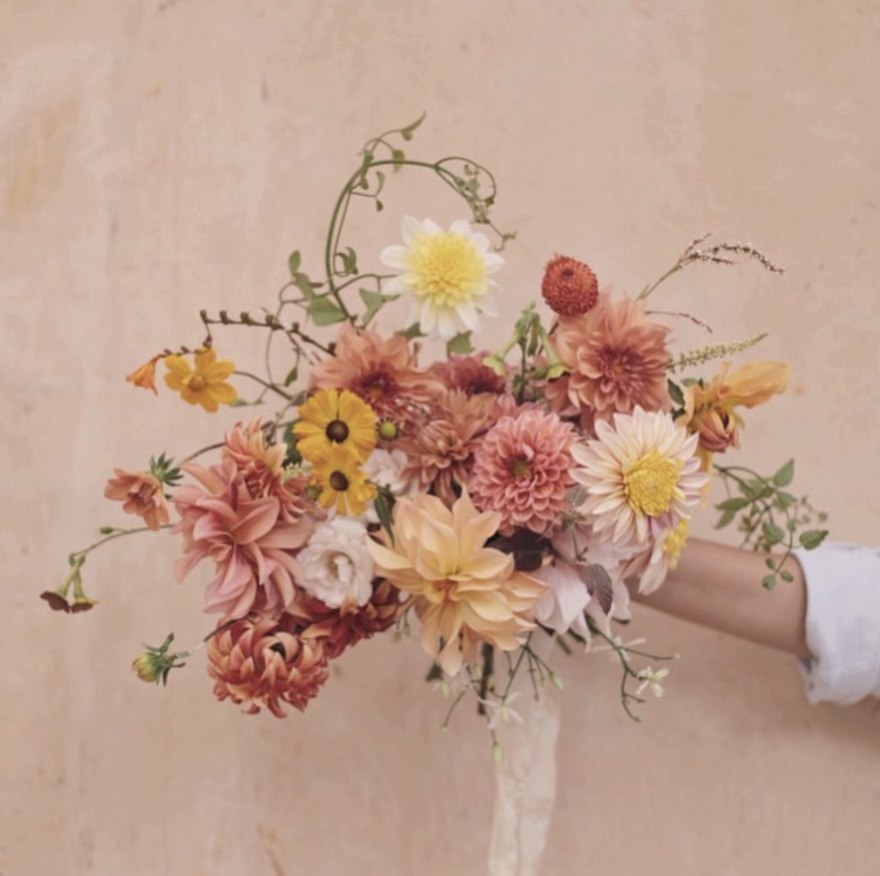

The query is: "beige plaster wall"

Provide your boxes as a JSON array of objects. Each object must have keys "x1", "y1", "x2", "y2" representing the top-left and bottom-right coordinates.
[{"x1": 3, "y1": 1, "x2": 880, "y2": 874}]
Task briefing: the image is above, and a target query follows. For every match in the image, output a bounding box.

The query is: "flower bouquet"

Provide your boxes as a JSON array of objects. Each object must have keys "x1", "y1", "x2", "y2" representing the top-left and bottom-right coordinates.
[{"x1": 43, "y1": 115, "x2": 828, "y2": 749}]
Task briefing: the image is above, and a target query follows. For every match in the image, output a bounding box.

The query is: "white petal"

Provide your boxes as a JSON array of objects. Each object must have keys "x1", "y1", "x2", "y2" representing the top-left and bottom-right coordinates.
[{"x1": 402, "y1": 216, "x2": 424, "y2": 245}]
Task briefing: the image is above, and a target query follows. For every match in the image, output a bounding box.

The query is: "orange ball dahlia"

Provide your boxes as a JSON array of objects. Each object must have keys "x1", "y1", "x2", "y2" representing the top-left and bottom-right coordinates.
[{"x1": 541, "y1": 255, "x2": 599, "y2": 317}]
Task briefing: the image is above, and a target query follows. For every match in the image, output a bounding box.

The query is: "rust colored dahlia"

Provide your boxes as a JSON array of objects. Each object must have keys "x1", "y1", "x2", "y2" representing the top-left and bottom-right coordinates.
[
  {"x1": 541, "y1": 255, "x2": 599, "y2": 317},
  {"x1": 296, "y1": 580, "x2": 408, "y2": 659},
  {"x1": 397, "y1": 390, "x2": 504, "y2": 506},
  {"x1": 309, "y1": 324, "x2": 442, "y2": 419},
  {"x1": 549, "y1": 291, "x2": 671, "y2": 425},
  {"x1": 223, "y1": 419, "x2": 312, "y2": 522},
  {"x1": 429, "y1": 353, "x2": 508, "y2": 397},
  {"x1": 469, "y1": 409, "x2": 577, "y2": 535},
  {"x1": 207, "y1": 613, "x2": 329, "y2": 717}
]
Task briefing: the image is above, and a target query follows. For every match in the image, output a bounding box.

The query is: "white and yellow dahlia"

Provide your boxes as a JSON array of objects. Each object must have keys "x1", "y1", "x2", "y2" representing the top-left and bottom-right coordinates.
[
  {"x1": 571, "y1": 407, "x2": 708, "y2": 549},
  {"x1": 380, "y1": 217, "x2": 503, "y2": 341}
]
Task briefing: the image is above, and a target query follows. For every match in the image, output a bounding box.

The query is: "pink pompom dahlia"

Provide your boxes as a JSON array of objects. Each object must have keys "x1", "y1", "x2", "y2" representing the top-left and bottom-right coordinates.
[{"x1": 470, "y1": 409, "x2": 577, "y2": 535}]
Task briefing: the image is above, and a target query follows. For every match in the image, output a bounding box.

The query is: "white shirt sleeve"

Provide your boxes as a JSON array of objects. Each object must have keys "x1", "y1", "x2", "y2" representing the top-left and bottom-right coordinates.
[{"x1": 794, "y1": 542, "x2": 880, "y2": 705}]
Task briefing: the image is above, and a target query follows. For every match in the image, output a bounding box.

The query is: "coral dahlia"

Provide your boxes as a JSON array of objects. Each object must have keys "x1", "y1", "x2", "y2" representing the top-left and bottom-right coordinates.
[
  {"x1": 549, "y1": 291, "x2": 671, "y2": 425},
  {"x1": 469, "y1": 409, "x2": 576, "y2": 535},
  {"x1": 541, "y1": 255, "x2": 599, "y2": 317}
]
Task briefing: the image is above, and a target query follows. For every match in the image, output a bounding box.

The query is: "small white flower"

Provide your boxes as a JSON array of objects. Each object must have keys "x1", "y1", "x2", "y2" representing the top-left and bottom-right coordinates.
[
  {"x1": 297, "y1": 518, "x2": 374, "y2": 609},
  {"x1": 363, "y1": 448, "x2": 416, "y2": 498},
  {"x1": 479, "y1": 692, "x2": 526, "y2": 732},
  {"x1": 636, "y1": 666, "x2": 670, "y2": 699},
  {"x1": 380, "y1": 217, "x2": 504, "y2": 341}
]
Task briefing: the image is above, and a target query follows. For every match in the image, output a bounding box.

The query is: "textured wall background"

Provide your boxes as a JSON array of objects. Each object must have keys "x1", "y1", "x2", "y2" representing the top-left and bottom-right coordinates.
[{"x1": 3, "y1": 2, "x2": 880, "y2": 875}]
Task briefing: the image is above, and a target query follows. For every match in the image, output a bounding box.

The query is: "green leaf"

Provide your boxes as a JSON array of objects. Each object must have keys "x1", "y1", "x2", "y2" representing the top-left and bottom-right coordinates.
[
  {"x1": 374, "y1": 491, "x2": 395, "y2": 546},
  {"x1": 799, "y1": 529, "x2": 829, "y2": 550},
  {"x1": 446, "y1": 331, "x2": 474, "y2": 356},
  {"x1": 338, "y1": 247, "x2": 358, "y2": 276},
  {"x1": 391, "y1": 148, "x2": 406, "y2": 172},
  {"x1": 375, "y1": 199, "x2": 384, "y2": 212},
  {"x1": 762, "y1": 522, "x2": 785, "y2": 545},
  {"x1": 780, "y1": 569, "x2": 795, "y2": 583},
  {"x1": 229, "y1": 398, "x2": 251, "y2": 407},
  {"x1": 293, "y1": 272, "x2": 317, "y2": 301},
  {"x1": 283, "y1": 365, "x2": 299, "y2": 387},
  {"x1": 287, "y1": 250, "x2": 301, "y2": 276},
  {"x1": 359, "y1": 289, "x2": 399, "y2": 327},
  {"x1": 400, "y1": 111, "x2": 426, "y2": 141},
  {"x1": 762, "y1": 574, "x2": 777, "y2": 590},
  {"x1": 398, "y1": 322, "x2": 425, "y2": 341},
  {"x1": 715, "y1": 509, "x2": 736, "y2": 529},
  {"x1": 715, "y1": 497, "x2": 751, "y2": 513},
  {"x1": 772, "y1": 459, "x2": 795, "y2": 487},
  {"x1": 775, "y1": 491, "x2": 797, "y2": 510},
  {"x1": 667, "y1": 379, "x2": 685, "y2": 407},
  {"x1": 765, "y1": 557, "x2": 776, "y2": 570},
  {"x1": 306, "y1": 296, "x2": 348, "y2": 327}
]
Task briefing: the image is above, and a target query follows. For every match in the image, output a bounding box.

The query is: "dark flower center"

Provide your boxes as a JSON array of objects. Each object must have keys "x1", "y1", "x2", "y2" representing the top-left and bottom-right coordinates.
[
  {"x1": 329, "y1": 471, "x2": 350, "y2": 492},
  {"x1": 326, "y1": 419, "x2": 350, "y2": 443},
  {"x1": 512, "y1": 457, "x2": 532, "y2": 480}
]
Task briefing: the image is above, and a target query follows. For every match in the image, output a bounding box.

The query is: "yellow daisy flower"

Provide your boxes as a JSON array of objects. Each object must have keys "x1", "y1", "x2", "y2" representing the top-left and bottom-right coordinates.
[
  {"x1": 310, "y1": 444, "x2": 377, "y2": 517},
  {"x1": 163, "y1": 348, "x2": 237, "y2": 413},
  {"x1": 294, "y1": 388, "x2": 377, "y2": 463}
]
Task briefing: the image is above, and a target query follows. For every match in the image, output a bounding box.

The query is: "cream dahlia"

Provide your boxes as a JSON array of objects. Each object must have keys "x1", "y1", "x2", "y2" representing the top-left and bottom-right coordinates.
[
  {"x1": 469, "y1": 409, "x2": 576, "y2": 535},
  {"x1": 571, "y1": 407, "x2": 708, "y2": 549},
  {"x1": 380, "y1": 217, "x2": 503, "y2": 341},
  {"x1": 207, "y1": 613, "x2": 329, "y2": 717},
  {"x1": 367, "y1": 491, "x2": 546, "y2": 677},
  {"x1": 549, "y1": 291, "x2": 671, "y2": 425}
]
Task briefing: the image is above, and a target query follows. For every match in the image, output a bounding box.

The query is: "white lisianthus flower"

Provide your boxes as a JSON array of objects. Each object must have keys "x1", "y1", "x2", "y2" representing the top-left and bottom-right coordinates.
[
  {"x1": 380, "y1": 217, "x2": 503, "y2": 341},
  {"x1": 297, "y1": 518, "x2": 375, "y2": 609}
]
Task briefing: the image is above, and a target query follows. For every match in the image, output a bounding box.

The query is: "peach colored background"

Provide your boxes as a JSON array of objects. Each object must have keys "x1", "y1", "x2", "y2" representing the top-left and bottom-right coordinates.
[{"x1": 3, "y1": 2, "x2": 880, "y2": 875}]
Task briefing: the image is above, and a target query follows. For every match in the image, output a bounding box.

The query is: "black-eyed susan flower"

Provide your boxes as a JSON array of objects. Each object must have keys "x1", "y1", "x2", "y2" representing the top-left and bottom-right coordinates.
[
  {"x1": 163, "y1": 348, "x2": 237, "y2": 413},
  {"x1": 309, "y1": 444, "x2": 376, "y2": 517},
  {"x1": 294, "y1": 388, "x2": 377, "y2": 463}
]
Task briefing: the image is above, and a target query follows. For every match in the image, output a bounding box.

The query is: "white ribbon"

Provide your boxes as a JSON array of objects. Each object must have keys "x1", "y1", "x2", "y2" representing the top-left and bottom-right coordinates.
[{"x1": 487, "y1": 636, "x2": 561, "y2": 876}]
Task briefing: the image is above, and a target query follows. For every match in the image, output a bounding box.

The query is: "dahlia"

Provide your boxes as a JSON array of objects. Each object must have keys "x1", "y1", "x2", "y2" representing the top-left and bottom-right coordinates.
[
  {"x1": 367, "y1": 491, "x2": 546, "y2": 677},
  {"x1": 429, "y1": 353, "x2": 508, "y2": 397},
  {"x1": 297, "y1": 580, "x2": 407, "y2": 659},
  {"x1": 380, "y1": 217, "x2": 503, "y2": 341},
  {"x1": 104, "y1": 468, "x2": 170, "y2": 531},
  {"x1": 627, "y1": 518, "x2": 690, "y2": 595},
  {"x1": 309, "y1": 324, "x2": 442, "y2": 419},
  {"x1": 541, "y1": 255, "x2": 599, "y2": 317},
  {"x1": 571, "y1": 407, "x2": 708, "y2": 549},
  {"x1": 396, "y1": 389, "x2": 503, "y2": 507},
  {"x1": 207, "y1": 613, "x2": 329, "y2": 717},
  {"x1": 469, "y1": 409, "x2": 576, "y2": 535},
  {"x1": 173, "y1": 459, "x2": 313, "y2": 617},
  {"x1": 549, "y1": 291, "x2": 671, "y2": 425},
  {"x1": 223, "y1": 419, "x2": 311, "y2": 522}
]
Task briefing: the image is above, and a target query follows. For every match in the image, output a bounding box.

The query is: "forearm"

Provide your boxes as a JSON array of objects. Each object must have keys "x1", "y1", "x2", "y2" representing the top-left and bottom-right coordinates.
[{"x1": 631, "y1": 538, "x2": 812, "y2": 659}]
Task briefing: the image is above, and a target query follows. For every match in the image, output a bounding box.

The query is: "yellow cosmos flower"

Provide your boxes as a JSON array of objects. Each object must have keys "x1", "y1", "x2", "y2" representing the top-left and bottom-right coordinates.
[
  {"x1": 163, "y1": 348, "x2": 237, "y2": 413},
  {"x1": 380, "y1": 217, "x2": 504, "y2": 341},
  {"x1": 309, "y1": 444, "x2": 377, "y2": 517},
  {"x1": 294, "y1": 388, "x2": 377, "y2": 463}
]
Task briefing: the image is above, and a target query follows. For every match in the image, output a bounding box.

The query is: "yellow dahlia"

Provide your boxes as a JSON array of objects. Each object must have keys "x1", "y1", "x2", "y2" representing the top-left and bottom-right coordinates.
[
  {"x1": 380, "y1": 217, "x2": 504, "y2": 341},
  {"x1": 367, "y1": 491, "x2": 546, "y2": 677},
  {"x1": 309, "y1": 444, "x2": 377, "y2": 517},
  {"x1": 572, "y1": 406, "x2": 709, "y2": 548},
  {"x1": 294, "y1": 388, "x2": 377, "y2": 463},
  {"x1": 163, "y1": 348, "x2": 237, "y2": 412}
]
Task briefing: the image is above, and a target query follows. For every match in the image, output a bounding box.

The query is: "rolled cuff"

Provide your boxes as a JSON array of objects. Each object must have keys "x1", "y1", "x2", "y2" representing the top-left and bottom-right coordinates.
[{"x1": 794, "y1": 542, "x2": 880, "y2": 705}]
